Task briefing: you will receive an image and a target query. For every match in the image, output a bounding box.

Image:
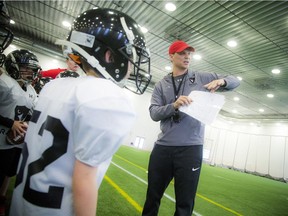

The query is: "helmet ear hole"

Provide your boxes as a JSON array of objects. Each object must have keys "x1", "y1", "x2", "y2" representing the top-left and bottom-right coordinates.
[{"x1": 105, "y1": 49, "x2": 115, "y2": 63}]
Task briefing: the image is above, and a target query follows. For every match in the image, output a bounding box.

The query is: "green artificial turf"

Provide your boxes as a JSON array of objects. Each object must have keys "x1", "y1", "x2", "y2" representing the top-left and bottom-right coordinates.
[
  {"x1": 98, "y1": 145, "x2": 288, "y2": 216},
  {"x1": 6, "y1": 145, "x2": 288, "y2": 216}
]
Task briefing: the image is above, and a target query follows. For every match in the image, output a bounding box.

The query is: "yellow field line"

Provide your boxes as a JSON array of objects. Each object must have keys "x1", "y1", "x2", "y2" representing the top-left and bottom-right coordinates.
[
  {"x1": 114, "y1": 154, "x2": 243, "y2": 216},
  {"x1": 196, "y1": 193, "x2": 243, "y2": 216},
  {"x1": 114, "y1": 154, "x2": 147, "y2": 171},
  {"x1": 104, "y1": 175, "x2": 143, "y2": 213}
]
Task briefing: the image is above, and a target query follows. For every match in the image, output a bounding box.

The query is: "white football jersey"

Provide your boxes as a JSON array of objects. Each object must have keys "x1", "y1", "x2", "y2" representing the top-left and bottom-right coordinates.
[
  {"x1": 0, "y1": 71, "x2": 38, "y2": 149},
  {"x1": 10, "y1": 76, "x2": 136, "y2": 216}
]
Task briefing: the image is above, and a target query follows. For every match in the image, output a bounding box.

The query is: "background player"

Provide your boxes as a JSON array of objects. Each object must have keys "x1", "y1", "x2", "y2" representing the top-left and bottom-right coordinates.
[
  {"x1": 0, "y1": 48, "x2": 41, "y2": 216},
  {"x1": 40, "y1": 55, "x2": 84, "y2": 79}
]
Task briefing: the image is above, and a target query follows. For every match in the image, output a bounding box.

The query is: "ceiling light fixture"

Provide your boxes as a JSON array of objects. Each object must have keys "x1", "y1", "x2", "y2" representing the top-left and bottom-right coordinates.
[
  {"x1": 165, "y1": 66, "x2": 172, "y2": 71},
  {"x1": 140, "y1": 26, "x2": 148, "y2": 33},
  {"x1": 192, "y1": 54, "x2": 202, "y2": 60},
  {"x1": 10, "y1": 20, "x2": 15, "y2": 24},
  {"x1": 259, "y1": 108, "x2": 264, "y2": 112},
  {"x1": 9, "y1": 44, "x2": 16, "y2": 49},
  {"x1": 267, "y1": 94, "x2": 274, "y2": 98},
  {"x1": 165, "y1": 2, "x2": 176, "y2": 11},
  {"x1": 233, "y1": 97, "x2": 240, "y2": 101},
  {"x1": 62, "y1": 21, "x2": 71, "y2": 28},
  {"x1": 227, "y1": 40, "x2": 237, "y2": 47},
  {"x1": 271, "y1": 69, "x2": 280, "y2": 74}
]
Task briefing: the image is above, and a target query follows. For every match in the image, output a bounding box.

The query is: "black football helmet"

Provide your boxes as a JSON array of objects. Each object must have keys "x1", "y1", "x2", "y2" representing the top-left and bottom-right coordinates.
[
  {"x1": 56, "y1": 8, "x2": 151, "y2": 94},
  {"x1": 0, "y1": 0, "x2": 14, "y2": 66},
  {"x1": 4, "y1": 49, "x2": 41, "y2": 83}
]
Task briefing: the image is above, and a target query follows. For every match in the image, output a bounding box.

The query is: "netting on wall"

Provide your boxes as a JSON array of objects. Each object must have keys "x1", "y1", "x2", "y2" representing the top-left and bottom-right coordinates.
[{"x1": 203, "y1": 126, "x2": 288, "y2": 182}]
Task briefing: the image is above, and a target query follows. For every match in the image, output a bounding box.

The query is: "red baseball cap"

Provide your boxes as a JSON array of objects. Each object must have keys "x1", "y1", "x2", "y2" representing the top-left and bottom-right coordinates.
[{"x1": 169, "y1": 40, "x2": 195, "y2": 54}]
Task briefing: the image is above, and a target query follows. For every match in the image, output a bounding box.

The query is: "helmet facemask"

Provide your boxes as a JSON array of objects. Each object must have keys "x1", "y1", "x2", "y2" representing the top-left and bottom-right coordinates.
[
  {"x1": 18, "y1": 64, "x2": 41, "y2": 84},
  {"x1": 0, "y1": 1, "x2": 14, "y2": 66},
  {"x1": 0, "y1": 26, "x2": 13, "y2": 54},
  {"x1": 118, "y1": 44, "x2": 151, "y2": 94}
]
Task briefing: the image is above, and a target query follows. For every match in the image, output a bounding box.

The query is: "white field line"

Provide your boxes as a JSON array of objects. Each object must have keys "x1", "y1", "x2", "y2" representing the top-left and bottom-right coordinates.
[
  {"x1": 111, "y1": 161, "x2": 202, "y2": 216},
  {"x1": 213, "y1": 175, "x2": 233, "y2": 181}
]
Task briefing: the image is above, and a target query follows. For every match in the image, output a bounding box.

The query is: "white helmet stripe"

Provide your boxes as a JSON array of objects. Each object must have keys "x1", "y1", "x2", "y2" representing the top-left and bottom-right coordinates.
[
  {"x1": 120, "y1": 17, "x2": 137, "y2": 63},
  {"x1": 120, "y1": 17, "x2": 135, "y2": 43}
]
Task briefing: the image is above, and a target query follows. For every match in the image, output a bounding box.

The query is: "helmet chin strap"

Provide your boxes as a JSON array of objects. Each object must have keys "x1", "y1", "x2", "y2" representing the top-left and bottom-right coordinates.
[{"x1": 55, "y1": 39, "x2": 115, "y2": 82}]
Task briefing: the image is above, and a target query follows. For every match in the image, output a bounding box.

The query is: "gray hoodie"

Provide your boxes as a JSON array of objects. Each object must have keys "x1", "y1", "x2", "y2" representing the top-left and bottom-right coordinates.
[{"x1": 149, "y1": 70, "x2": 240, "y2": 146}]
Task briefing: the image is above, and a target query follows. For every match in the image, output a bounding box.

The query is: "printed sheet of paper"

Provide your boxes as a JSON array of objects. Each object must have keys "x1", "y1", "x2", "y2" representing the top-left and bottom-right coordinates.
[{"x1": 179, "y1": 91, "x2": 225, "y2": 125}]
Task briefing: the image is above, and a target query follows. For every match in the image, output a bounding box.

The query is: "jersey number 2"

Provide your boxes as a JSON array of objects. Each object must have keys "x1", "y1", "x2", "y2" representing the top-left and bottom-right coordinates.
[{"x1": 15, "y1": 110, "x2": 69, "y2": 209}]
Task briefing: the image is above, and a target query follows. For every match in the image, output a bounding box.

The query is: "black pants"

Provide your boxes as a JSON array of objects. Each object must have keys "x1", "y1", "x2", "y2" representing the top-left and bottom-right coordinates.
[
  {"x1": 0, "y1": 147, "x2": 22, "y2": 177},
  {"x1": 142, "y1": 145, "x2": 203, "y2": 216}
]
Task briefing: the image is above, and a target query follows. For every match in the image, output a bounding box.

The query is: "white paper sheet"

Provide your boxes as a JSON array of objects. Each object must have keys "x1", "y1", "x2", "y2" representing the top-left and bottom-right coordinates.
[{"x1": 179, "y1": 91, "x2": 225, "y2": 125}]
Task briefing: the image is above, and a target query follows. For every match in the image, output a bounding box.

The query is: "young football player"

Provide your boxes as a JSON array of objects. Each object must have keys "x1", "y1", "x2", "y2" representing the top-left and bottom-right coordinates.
[
  {"x1": 0, "y1": 49, "x2": 41, "y2": 213},
  {"x1": 10, "y1": 7, "x2": 151, "y2": 216}
]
